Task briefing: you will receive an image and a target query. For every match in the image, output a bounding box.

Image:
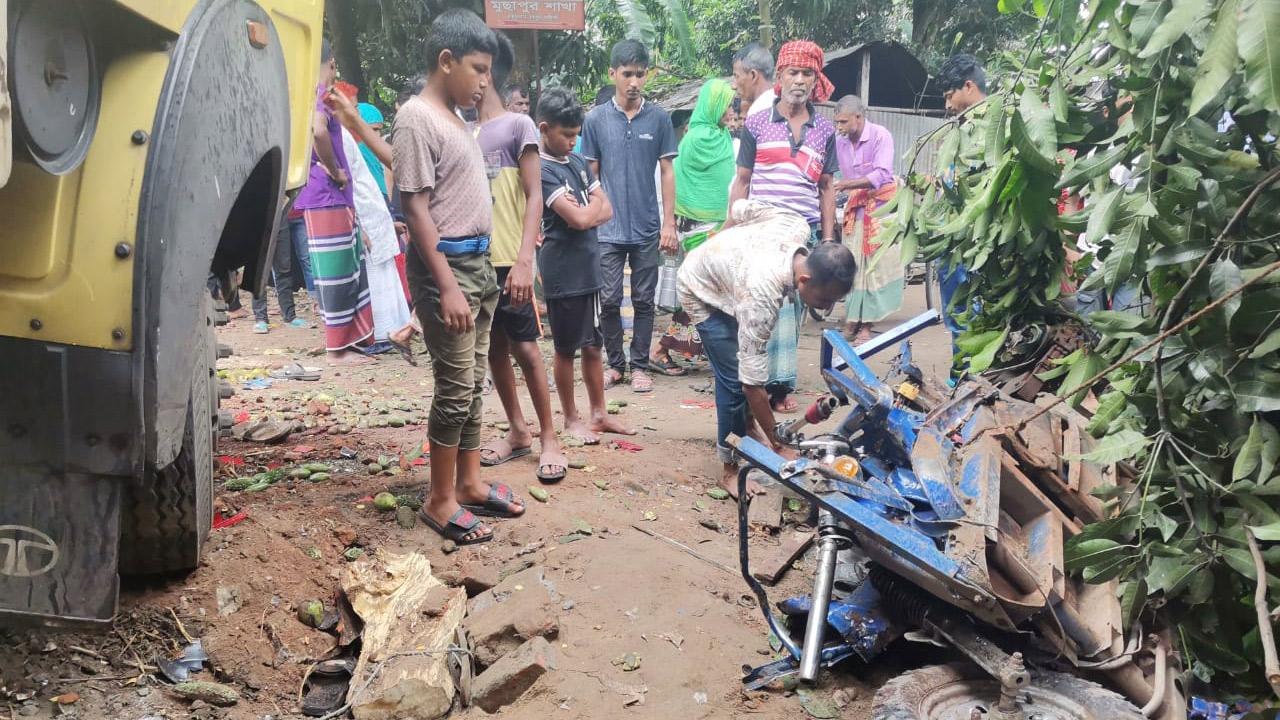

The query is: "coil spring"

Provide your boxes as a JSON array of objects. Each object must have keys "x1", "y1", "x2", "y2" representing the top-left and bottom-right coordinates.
[{"x1": 869, "y1": 566, "x2": 937, "y2": 627}]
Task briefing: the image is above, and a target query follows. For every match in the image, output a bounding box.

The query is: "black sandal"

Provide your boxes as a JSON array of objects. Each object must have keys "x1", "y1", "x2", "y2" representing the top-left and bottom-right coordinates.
[
  {"x1": 421, "y1": 508, "x2": 492, "y2": 545},
  {"x1": 461, "y1": 483, "x2": 525, "y2": 518},
  {"x1": 301, "y1": 656, "x2": 356, "y2": 717}
]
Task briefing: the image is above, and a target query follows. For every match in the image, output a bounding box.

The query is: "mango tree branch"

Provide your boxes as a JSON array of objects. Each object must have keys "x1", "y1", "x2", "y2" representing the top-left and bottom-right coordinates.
[{"x1": 1245, "y1": 523, "x2": 1280, "y2": 700}]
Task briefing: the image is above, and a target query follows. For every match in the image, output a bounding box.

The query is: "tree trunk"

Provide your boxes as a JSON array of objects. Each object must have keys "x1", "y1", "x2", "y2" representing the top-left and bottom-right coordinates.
[
  {"x1": 911, "y1": 0, "x2": 947, "y2": 53},
  {"x1": 509, "y1": 29, "x2": 536, "y2": 90},
  {"x1": 325, "y1": 0, "x2": 368, "y2": 99}
]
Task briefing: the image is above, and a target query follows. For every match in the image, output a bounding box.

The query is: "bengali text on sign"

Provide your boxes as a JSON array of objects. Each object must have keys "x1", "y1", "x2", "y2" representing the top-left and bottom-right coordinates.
[{"x1": 485, "y1": 0, "x2": 585, "y2": 30}]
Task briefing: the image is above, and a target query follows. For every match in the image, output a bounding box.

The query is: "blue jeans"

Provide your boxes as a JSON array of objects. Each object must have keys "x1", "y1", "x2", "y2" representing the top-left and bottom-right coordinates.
[
  {"x1": 697, "y1": 310, "x2": 749, "y2": 465},
  {"x1": 937, "y1": 262, "x2": 969, "y2": 358},
  {"x1": 289, "y1": 216, "x2": 315, "y2": 295}
]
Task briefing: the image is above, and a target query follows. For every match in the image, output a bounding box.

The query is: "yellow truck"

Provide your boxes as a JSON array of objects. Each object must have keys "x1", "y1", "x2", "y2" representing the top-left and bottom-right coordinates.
[{"x1": 0, "y1": 0, "x2": 323, "y2": 624}]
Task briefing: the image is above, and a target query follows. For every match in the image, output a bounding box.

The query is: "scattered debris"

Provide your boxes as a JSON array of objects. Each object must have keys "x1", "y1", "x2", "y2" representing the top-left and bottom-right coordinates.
[
  {"x1": 395, "y1": 506, "x2": 417, "y2": 529},
  {"x1": 529, "y1": 486, "x2": 550, "y2": 503},
  {"x1": 471, "y1": 636, "x2": 556, "y2": 712},
  {"x1": 631, "y1": 525, "x2": 736, "y2": 576},
  {"x1": 169, "y1": 681, "x2": 240, "y2": 707},
  {"x1": 466, "y1": 565, "x2": 561, "y2": 667},
  {"x1": 610, "y1": 440, "x2": 644, "y2": 452},
  {"x1": 705, "y1": 487, "x2": 730, "y2": 501},
  {"x1": 751, "y1": 531, "x2": 815, "y2": 585},
  {"x1": 343, "y1": 551, "x2": 467, "y2": 719},
  {"x1": 441, "y1": 540, "x2": 459, "y2": 555},
  {"x1": 797, "y1": 688, "x2": 838, "y2": 719},
  {"x1": 342, "y1": 547, "x2": 365, "y2": 562},
  {"x1": 699, "y1": 518, "x2": 721, "y2": 532},
  {"x1": 656, "y1": 632, "x2": 684, "y2": 650},
  {"x1": 747, "y1": 492, "x2": 783, "y2": 530},
  {"x1": 593, "y1": 478, "x2": 610, "y2": 490},
  {"x1": 641, "y1": 510, "x2": 657, "y2": 521},
  {"x1": 215, "y1": 586, "x2": 242, "y2": 617},
  {"x1": 612, "y1": 652, "x2": 642, "y2": 671}
]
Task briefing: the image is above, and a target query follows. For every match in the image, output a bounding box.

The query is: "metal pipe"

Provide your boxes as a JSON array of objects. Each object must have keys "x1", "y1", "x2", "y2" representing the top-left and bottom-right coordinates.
[
  {"x1": 1140, "y1": 637, "x2": 1169, "y2": 718},
  {"x1": 800, "y1": 511, "x2": 840, "y2": 682}
]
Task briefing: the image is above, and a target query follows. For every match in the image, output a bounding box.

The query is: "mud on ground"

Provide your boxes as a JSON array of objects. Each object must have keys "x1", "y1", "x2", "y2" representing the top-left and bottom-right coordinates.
[{"x1": 1, "y1": 286, "x2": 954, "y2": 720}]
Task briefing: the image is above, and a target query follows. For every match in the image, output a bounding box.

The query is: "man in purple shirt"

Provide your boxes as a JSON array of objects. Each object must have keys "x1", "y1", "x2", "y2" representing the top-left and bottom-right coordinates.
[
  {"x1": 293, "y1": 41, "x2": 375, "y2": 365},
  {"x1": 832, "y1": 94, "x2": 902, "y2": 343}
]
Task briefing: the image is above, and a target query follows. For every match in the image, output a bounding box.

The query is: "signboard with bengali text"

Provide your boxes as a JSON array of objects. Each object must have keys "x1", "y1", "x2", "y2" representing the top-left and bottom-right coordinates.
[{"x1": 485, "y1": 0, "x2": 585, "y2": 30}]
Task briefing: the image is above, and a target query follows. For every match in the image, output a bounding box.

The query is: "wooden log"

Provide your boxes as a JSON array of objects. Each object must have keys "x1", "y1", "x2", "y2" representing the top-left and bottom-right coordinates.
[
  {"x1": 342, "y1": 551, "x2": 467, "y2": 720},
  {"x1": 751, "y1": 531, "x2": 815, "y2": 585}
]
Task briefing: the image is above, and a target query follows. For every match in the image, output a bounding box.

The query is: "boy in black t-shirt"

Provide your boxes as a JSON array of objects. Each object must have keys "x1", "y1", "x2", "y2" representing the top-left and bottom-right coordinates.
[{"x1": 537, "y1": 88, "x2": 635, "y2": 443}]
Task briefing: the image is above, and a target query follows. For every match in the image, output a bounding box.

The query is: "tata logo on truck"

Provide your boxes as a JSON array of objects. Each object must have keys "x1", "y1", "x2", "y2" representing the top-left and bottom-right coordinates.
[{"x1": 0, "y1": 526, "x2": 59, "y2": 578}]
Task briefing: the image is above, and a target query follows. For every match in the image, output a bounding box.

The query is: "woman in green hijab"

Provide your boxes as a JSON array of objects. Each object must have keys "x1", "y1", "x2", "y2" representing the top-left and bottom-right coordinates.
[{"x1": 653, "y1": 78, "x2": 738, "y2": 375}]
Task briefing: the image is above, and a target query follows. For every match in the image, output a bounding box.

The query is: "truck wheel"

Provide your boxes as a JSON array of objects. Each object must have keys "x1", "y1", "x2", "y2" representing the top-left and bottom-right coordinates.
[
  {"x1": 119, "y1": 296, "x2": 218, "y2": 575},
  {"x1": 871, "y1": 663, "x2": 1143, "y2": 720}
]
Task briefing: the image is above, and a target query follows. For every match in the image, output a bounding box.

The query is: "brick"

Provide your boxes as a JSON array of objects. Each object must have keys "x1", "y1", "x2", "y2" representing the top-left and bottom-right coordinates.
[
  {"x1": 747, "y1": 492, "x2": 783, "y2": 530},
  {"x1": 470, "y1": 636, "x2": 555, "y2": 713},
  {"x1": 465, "y1": 566, "x2": 559, "y2": 667}
]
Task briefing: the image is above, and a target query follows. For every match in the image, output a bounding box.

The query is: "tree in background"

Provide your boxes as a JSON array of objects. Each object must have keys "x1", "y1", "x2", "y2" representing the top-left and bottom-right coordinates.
[{"x1": 322, "y1": 0, "x2": 1037, "y2": 112}]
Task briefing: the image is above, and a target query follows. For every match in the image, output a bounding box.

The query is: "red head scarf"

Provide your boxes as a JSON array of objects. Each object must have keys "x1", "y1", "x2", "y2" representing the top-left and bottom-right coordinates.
[{"x1": 774, "y1": 40, "x2": 834, "y2": 103}]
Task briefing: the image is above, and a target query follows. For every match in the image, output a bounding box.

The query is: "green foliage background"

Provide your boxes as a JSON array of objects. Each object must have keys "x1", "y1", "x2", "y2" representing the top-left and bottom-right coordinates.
[{"x1": 880, "y1": 0, "x2": 1280, "y2": 696}]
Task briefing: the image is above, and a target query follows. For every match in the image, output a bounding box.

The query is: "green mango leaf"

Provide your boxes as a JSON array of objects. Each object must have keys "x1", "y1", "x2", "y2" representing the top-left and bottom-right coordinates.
[
  {"x1": 1248, "y1": 521, "x2": 1280, "y2": 541},
  {"x1": 1032, "y1": 0, "x2": 1049, "y2": 16},
  {"x1": 1055, "y1": 145, "x2": 1130, "y2": 189},
  {"x1": 985, "y1": 92, "x2": 1007, "y2": 169},
  {"x1": 1209, "y1": 258, "x2": 1244, "y2": 322},
  {"x1": 1235, "y1": 416, "x2": 1266, "y2": 481},
  {"x1": 1150, "y1": 512, "x2": 1180, "y2": 543},
  {"x1": 1252, "y1": 329, "x2": 1280, "y2": 358},
  {"x1": 1185, "y1": 627, "x2": 1251, "y2": 673},
  {"x1": 1140, "y1": 0, "x2": 1210, "y2": 58},
  {"x1": 1019, "y1": 88, "x2": 1058, "y2": 152},
  {"x1": 1077, "y1": 429, "x2": 1151, "y2": 464},
  {"x1": 967, "y1": 327, "x2": 1010, "y2": 373},
  {"x1": 1058, "y1": 348, "x2": 1106, "y2": 407},
  {"x1": 1105, "y1": 219, "x2": 1146, "y2": 295},
  {"x1": 998, "y1": 0, "x2": 1026, "y2": 13},
  {"x1": 1235, "y1": 380, "x2": 1280, "y2": 412},
  {"x1": 1084, "y1": 187, "x2": 1123, "y2": 250},
  {"x1": 1088, "y1": 310, "x2": 1151, "y2": 336},
  {"x1": 1147, "y1": 555, "x2": 1195, "y2": 594},
  {"x1": 1064, "y1": 538, "x2": 1130, "y2": 571},
  {"x1": 1239, "y1": 0, "x2": 1280, "y2": 113},
  {"x1": 1130, "y1": 0, "x2": 1170, "y2": 49},
  {"x1": 1147, "y1": 242, "x2": 1209, "y2": 268}
]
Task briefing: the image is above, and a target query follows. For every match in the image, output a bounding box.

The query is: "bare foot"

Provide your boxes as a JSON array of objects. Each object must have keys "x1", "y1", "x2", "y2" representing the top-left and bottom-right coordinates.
[
  {"x1": 564, "y1": 418, "x2": 600, "y2": 445},
  {"x1": 721, "y1": 467, "x2": 765, "y2": 501},
  {"x1": 327, "y1": 350, "x2": 375, "y2": 366},
  {"x1": 390, "y1": 325, "x2": 415, "y2": 346},
  {"x1": 589, "y1": 414, "x2": 636, "y2": 437}
]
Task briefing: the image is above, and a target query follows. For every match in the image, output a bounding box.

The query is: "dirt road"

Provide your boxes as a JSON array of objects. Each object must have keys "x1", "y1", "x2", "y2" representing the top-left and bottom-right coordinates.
[{"x1": 0, "y1": 284, "x2": 954, "y2": 720}]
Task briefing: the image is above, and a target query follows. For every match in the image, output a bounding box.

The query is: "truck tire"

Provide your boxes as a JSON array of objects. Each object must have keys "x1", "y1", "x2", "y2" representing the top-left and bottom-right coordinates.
[
  {"x1": 119, "y1": 296, "x2": 218, "y2": 575},
  {"x1": 871, "y1": 663, "x2": 1143, "y2": 720}
]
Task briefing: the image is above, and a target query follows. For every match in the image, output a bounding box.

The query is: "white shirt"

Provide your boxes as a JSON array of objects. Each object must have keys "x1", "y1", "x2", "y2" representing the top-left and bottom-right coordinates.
[
  {"x1": 748, "y1": 87, "x2": 777, "y2": 118},
  {"x1": 340, "y1": 128, "x2": 399, "y2": 264},
  {"x1": 676, "y1": 200, "x2": 810, "y2": 386}
]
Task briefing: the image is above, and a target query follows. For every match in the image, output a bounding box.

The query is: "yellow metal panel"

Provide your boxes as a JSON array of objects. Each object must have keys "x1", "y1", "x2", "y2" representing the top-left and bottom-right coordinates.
[
  {"x1": 262, "y1": 0, "x2": 323, "y2": 191},
  {"x1": 0, "y1": 51, "x2": 169, "y2": 349},
  {"x1": 109, "y1": 0, "x2": 191, "y2": 34}
]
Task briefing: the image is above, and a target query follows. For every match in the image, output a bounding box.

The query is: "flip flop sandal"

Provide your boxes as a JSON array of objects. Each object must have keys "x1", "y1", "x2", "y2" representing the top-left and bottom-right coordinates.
[
  {"x1": 603, "y1": 370, "x2": 624, "y2": 390},
  {"x1": 461, "y1": 483, "x2": 525, "y2": 518},
  {"x1": 244, "y1": 420, "x2": 294, "y2": 444},
  {"x1": 479, "y1": 443, "x2": 532, "y2": 467},
  {"x1": 651, "y1": 357, "x2": 687, "y2": 376},
  {"x1": 536, "y1": 462, "x2": 567, "y2": 484},
  {"x1": 301, "y1": 656, "x2": 356, "y2": 717},
  {"x1": 630, "y1": 372, "x2": 654, "y2": 393},
  {"x1": 269, "y1": 362, "x2": 322, "y2": 381},
  {"x1": 421, "y1": 507, "x2": 492, "y2": 545},
  {"x1": 388, "y1": 337, "x2": 417, "y2": 366}
]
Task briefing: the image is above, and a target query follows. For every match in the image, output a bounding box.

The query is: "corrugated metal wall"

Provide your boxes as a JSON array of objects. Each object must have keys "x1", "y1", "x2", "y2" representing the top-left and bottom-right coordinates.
[{"x1": 866, "y1": 109, "x2": 946, "y2": 177}]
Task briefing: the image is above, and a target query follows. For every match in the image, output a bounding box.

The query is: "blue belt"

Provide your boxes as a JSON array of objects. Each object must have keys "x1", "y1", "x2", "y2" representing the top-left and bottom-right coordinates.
[{"x1": 437, "y1": 235, "x2": 490, "y2": 256}]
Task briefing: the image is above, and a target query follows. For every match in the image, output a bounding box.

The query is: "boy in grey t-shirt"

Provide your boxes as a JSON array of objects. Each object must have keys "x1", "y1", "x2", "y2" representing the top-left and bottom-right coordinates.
[{"x1": 580, "y1": 39, "x2": 678, "y2": 394}]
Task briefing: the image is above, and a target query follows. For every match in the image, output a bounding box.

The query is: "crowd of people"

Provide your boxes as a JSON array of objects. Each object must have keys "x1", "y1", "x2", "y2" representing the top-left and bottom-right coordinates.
[{"x1": 229, "y1": 7, "x2": 988, "y2": 545}]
